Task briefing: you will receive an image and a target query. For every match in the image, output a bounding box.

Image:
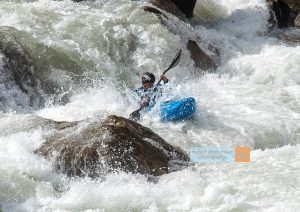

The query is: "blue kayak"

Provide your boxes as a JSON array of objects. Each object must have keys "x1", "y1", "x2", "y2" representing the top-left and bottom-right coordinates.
[{"x1": 159, "y1": 97, "x2": 196, "y2": 121}]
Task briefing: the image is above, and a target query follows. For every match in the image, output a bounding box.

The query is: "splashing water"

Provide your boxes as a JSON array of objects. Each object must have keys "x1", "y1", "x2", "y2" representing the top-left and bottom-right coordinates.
[{"x1": 0, "y1": 0, "x2": 299, "y2": 211}]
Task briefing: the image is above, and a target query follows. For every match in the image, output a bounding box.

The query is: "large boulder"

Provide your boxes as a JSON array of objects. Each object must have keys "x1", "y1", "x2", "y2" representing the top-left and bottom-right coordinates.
[{"x1": 35, "y1": 115, "x2": 189, "y2": 178}]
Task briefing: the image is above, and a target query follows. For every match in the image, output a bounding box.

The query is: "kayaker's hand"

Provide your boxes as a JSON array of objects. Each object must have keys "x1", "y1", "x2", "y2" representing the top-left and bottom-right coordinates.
[
  {"x1": 141, "y1": 98, "x2": 150, "y2": 106},
  {"x1": 160, "y1": 74, "x2": 169, "y2": 83}
]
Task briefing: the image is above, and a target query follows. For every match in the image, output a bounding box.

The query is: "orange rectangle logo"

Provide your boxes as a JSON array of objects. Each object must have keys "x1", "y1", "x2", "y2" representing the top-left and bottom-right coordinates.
[{"x1": 235, "y1": 146, "x2": 250, "y2": 162}]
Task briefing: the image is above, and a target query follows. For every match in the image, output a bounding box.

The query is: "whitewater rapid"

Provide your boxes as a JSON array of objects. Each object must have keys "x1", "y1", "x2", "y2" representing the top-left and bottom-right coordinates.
[{"x1": 0, "y1": 0, "x2": 299, "y2": 211}]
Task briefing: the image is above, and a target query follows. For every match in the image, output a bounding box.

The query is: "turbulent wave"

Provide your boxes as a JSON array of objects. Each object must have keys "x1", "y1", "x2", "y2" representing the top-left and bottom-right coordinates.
[{"x1": 0, "y1": 0, "x2": 299, "y2": 211}]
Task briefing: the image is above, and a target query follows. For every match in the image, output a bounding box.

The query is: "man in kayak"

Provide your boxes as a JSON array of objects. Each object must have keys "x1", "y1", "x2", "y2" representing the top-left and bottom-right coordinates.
[{"x1": 133, "y1": 72, "x2": 169, "y2": 107}]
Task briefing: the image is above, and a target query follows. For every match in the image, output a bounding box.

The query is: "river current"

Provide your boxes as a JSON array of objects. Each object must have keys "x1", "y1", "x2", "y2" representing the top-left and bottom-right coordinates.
[{"x1": 0, "y1": 0, "x2": 299, "y2": 211}]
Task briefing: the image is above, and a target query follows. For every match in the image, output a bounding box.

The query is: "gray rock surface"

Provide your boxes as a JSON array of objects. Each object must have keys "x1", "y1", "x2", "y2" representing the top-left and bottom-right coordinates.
[{"x1": 35, "y1": 115, "x2": 189, "y2": 178}]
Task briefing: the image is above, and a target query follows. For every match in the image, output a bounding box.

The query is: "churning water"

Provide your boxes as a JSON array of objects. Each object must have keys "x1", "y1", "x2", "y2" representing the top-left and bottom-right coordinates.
[{"x1": 0, "y1": 0, "x2": 299, "y2": 211}]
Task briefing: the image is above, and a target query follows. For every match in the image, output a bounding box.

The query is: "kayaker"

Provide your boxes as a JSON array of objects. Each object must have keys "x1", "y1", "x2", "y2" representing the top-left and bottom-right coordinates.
[{"x1": 133, "y1": 72, "x2": 169, "y2": 107}]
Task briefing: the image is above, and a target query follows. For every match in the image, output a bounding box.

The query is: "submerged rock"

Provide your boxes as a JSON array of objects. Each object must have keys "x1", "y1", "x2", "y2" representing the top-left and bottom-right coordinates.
[
  {"x1": 0, "y1": 27, "x2": 86, "y2": 111},
  {"x1": 35, "y1": 115, "x2": 189, "y2": 178},
  {"x1": 187, "y1": 40, "x2": 217, "y2": 72},
  {"x1": 0, "y1": 29, "x2": 44, "y2": 109}
]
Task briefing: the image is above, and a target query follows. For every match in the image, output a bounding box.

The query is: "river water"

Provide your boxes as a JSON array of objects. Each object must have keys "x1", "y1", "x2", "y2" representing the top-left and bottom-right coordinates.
[{"x1": 0, "y1": 0, "x2": 299, "y2": 211}]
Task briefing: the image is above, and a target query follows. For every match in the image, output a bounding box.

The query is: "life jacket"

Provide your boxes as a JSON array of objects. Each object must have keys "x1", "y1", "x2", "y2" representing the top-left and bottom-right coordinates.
[{"x1": 133, "y1": 85, "x2": 164, "y2": 108}]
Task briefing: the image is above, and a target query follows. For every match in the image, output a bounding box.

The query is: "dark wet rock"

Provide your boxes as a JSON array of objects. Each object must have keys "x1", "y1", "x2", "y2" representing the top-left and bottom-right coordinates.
[
  {"x1": 53, "y1": 121, "x2": 79, "y2": 130},
  {"x1": 0, "y1": 29, "x2": 44, "y2": 109},
  {"x1": 280, "y1": 0, "x2": 300, "y2": 12},
  {"x1": 171, "y1": 0, "x2": 197, "y2": 18},
  {"x1": 0, "y1": 27, "x2": 85, "y2": 110},
  {"x1": 143, "y1": 6, "x2": 164, "y2": 16},
  {"x1": 150, "y1": 0, "x2": 197, "y2": 18},
  {"x1": 149, "y1": 0, "x2": 197, "y2": 18},
  {"x1": 187, "y1": 40, "x2": 217, "y2": 72},
  {"x1": 35, "y1": 115, "x2": 189, "y2": 178},
  {"x1": 267, "y1": 0, "x2": 292, "y2": 28},
  {"x1": 267, "y1": 0, "x2": 299, "y2": 28},
  {"x1": 295, "y1": 14, "x2": 300, "y2": 27},
  {"x1": 142, "y1": 6, "x2": 168, "y2": 20},
  {"x1": 6, "y1": 28, "x2": 83, "y2": 98},
  {"x1": 149, "y1": 0, "x2": 184, "y2": 18},
  {"x1": 143, "y1": 4, "x2": 218, "y2": 73}
]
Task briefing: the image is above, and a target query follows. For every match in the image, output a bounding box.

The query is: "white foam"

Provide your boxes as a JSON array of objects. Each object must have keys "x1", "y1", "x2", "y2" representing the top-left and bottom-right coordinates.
[{"x1": 0, "y1": 0, "x2": 299, "y2": 211}]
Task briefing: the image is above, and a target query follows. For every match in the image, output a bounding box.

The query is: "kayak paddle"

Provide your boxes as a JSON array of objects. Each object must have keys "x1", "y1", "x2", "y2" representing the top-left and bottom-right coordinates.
[{"x1": 129, "y1": 49, "x2": 182, "y2": 121}]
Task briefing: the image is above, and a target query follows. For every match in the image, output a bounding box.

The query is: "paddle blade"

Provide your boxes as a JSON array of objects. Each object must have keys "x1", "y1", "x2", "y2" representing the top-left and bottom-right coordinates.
[
  {"x1": 129, "y1": 109, "x2": 141, "y2": 121},
  {"x1": 164, "y1": 49, "x2": 182, "y2": 74},
  {"x1": 156, "y1": 49, "x2": 182, "y2": 85}
]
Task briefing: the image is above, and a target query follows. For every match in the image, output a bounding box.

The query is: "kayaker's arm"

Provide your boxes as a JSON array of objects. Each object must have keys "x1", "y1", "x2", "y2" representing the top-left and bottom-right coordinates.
[
  {"x1": 153, "y1": 74, "x2": 169, "y2": 93},
  {"x1": 141, "y1": 97, "x2": 150, "y2": 106},
  {"x1": 133, "y1": 87, "x2": 151, "y2": 107},
  {"x1": 160, "y1": 74, "x2": 169, "y2": 84}
]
